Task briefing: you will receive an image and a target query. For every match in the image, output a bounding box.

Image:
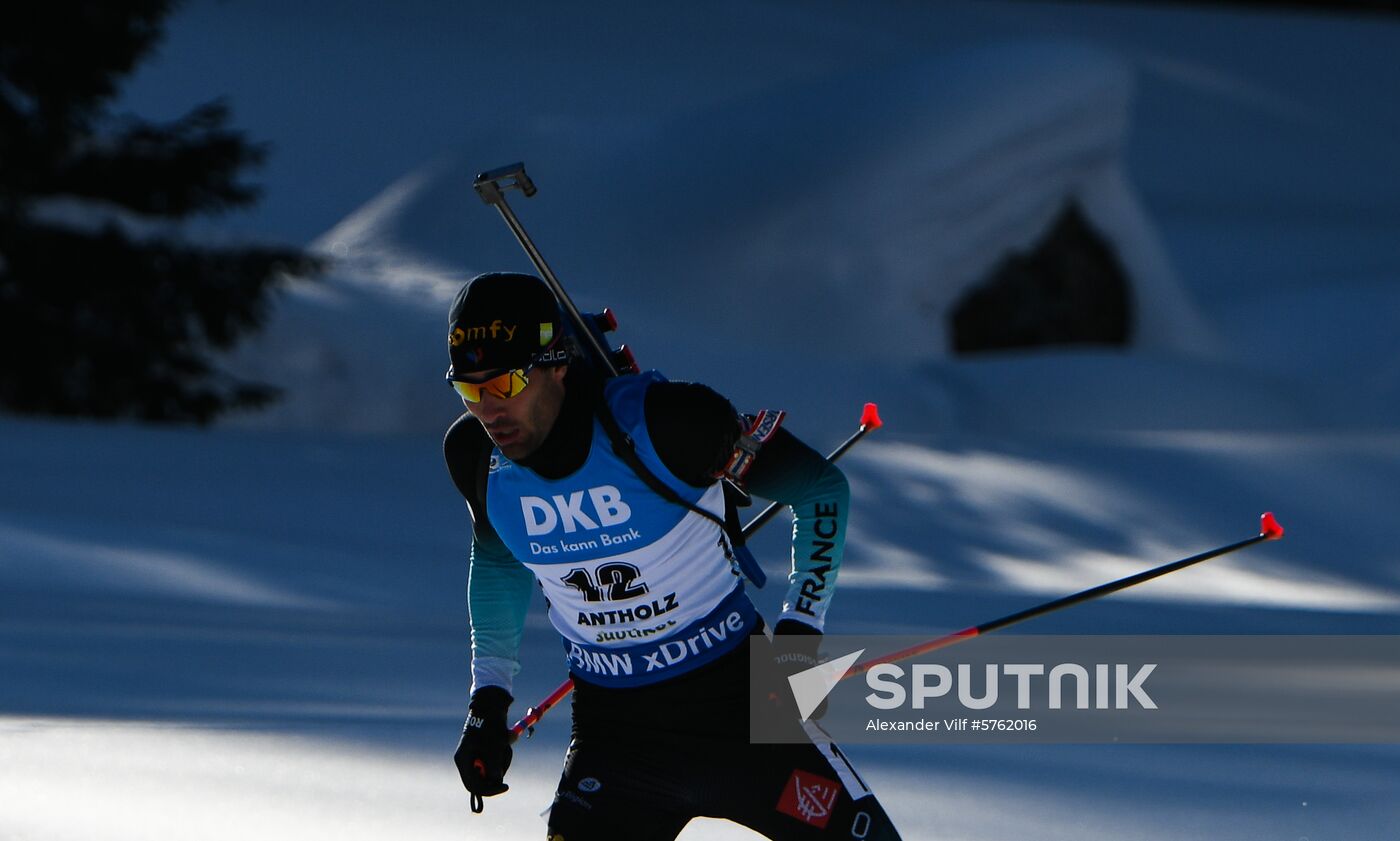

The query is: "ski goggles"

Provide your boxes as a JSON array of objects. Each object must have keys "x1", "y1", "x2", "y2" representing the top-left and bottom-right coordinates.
[{"x1": 446, "y1": 364, "x2": 536, "y2": 403}]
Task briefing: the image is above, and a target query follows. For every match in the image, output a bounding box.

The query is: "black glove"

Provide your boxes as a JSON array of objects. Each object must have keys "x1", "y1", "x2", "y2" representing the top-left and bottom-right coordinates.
[
  {"x1": 454, "y1": 686, "x2": 513, "y2": 812},
  {"x1": 772, "y1": 618, "x2": 828, "y2": 720}
]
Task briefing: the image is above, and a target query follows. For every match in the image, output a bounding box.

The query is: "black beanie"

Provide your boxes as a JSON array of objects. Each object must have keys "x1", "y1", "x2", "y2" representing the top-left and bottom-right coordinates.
[{"x1": 447, "y1": 273, "x2": 565, "y2": 379}]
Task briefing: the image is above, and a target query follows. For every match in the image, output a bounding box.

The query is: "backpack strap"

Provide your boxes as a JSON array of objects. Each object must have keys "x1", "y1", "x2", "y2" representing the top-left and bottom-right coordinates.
[{"x1": 595, "y1": 397, "x2": 767, "y2": 588}]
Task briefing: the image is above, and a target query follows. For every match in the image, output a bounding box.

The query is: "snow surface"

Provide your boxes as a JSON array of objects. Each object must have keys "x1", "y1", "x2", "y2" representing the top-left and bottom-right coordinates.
[{"x1": 6, "y1": 1, "x2": 1400, "y2": 839}]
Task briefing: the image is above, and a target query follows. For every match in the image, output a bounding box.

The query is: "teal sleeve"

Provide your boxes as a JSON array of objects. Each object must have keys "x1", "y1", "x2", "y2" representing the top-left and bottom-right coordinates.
[
  {"x1": 743, "y1": 429, "x2": 849, "y2": 631},
  {"x1": 467, "y1": 529, "x2": 536, "y2": 695}
]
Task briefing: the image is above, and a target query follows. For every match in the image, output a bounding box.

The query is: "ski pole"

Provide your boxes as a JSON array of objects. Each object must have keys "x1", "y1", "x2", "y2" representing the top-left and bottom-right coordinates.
[
  {"x1": 508, "y1": 402, "x2": 886, "y2": 741},
  {"x1": 841, "y1": 512, "x2": 1286, "y2": 681},
  {"x1": 741, "y1": 402, "x2": 884, "y2": 539}
]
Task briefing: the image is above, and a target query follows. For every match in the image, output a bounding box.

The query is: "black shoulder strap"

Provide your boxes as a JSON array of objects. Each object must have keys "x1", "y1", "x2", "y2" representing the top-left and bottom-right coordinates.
[
  {"x1": 594, "y1": 397, "x2": 742, "y2": 543},
  {"x1": 596, "y1": 396, "x2": 768, "y2": 579}
]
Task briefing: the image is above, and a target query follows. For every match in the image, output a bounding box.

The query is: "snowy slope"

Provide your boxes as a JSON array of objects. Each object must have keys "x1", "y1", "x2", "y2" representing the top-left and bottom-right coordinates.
[
  {"x1": 6, "y1": 1, "x2": 1400, "y2": 840},
  {"x1": 4, "y1": 413, "x2": 1399, "y2": 840}
]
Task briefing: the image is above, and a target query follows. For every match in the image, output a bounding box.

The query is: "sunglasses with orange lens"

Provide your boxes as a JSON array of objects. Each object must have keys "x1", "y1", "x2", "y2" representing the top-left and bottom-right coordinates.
[{"x1": 448, "y1": 367, "x2": 534, "y2": 403}]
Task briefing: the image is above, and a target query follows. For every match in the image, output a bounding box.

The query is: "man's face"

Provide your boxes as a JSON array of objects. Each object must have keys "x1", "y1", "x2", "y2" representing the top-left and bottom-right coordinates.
[{"x1": 462, "y1": 364, "x2": 568, "y2": 461}]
